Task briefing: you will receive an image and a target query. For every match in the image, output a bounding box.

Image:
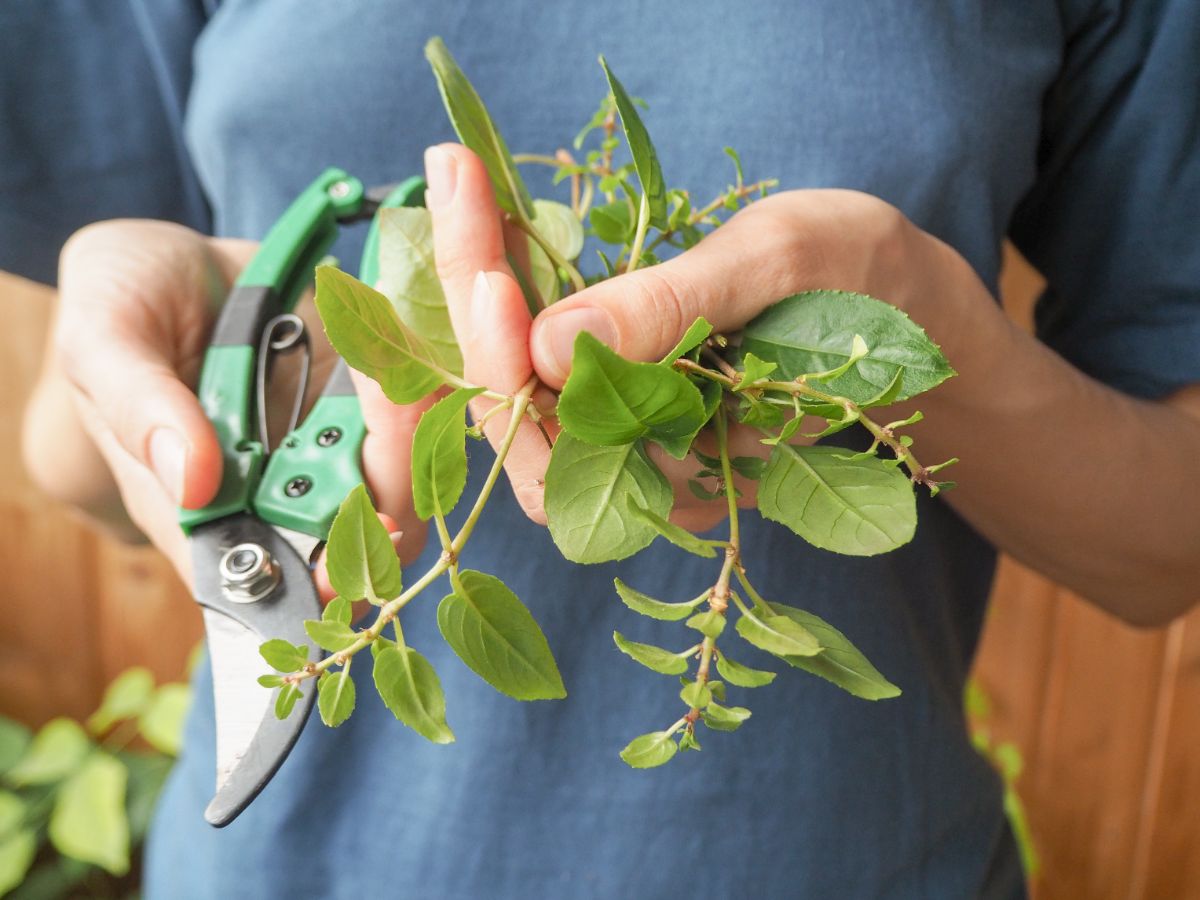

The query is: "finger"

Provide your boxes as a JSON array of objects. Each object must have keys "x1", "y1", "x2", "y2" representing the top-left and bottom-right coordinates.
[
  {"x1": 528, "y1": 197, "x2": 817, "y2": 389},
  {"x1": 425, "y1": 144, "x2": 552, "y2": 520},
  {"x1": 351, "y1": 368, "x2": 433, "y2": 562}
]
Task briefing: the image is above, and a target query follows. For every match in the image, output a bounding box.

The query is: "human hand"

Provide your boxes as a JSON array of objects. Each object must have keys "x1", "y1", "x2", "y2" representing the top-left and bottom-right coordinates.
[
  {"x1": 425, "y1": 144, "x2": 971, "y2": 530},
  {"x1": 21, "y1": 219, "x2": 427, "y2": 593}
]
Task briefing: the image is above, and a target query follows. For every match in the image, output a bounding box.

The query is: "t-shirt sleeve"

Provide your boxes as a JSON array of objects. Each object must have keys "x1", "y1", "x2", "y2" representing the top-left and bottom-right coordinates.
[
  {"x1": 0, "y1": 0, "x2": 212, "y2": 286},
  {"x1": 1008, "y1": 0, "x2": 1200, "y2": 399}
]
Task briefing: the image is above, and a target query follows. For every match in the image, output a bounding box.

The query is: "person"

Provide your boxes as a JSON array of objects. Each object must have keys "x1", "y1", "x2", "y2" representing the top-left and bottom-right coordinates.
[{"x1": 10, "y1": 1, "x2": 1200, "y2": 897}]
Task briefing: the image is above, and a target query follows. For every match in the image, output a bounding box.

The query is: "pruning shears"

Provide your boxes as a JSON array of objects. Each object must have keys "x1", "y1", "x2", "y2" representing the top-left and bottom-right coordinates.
[{"x1": 181, "y1": 169, "x2": 424, "y2": 827}]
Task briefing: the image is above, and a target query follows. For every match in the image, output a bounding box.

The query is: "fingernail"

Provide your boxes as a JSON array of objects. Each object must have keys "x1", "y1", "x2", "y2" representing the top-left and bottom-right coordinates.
[
  {"x1": 148, "y1": 428, "x2": 188, "y2": 505},
  {"x1": 424, "y1": 145, "x2": 457, "y2": 206},
  {"x1": 389, "y1": 530, "x2": 405, "y2": 551},
  {"x1": 537, "y1": 308, "x2": 617, "y2": 382}
]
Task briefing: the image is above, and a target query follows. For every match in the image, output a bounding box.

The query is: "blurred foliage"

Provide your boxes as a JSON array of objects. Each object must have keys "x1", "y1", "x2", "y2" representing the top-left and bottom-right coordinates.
[
  {"x1": 0, "y1": 662, "x2": 192, "y2": 899},
  {"x1": 965, "y1": 677, "x2": 1040, "y2": 879}
]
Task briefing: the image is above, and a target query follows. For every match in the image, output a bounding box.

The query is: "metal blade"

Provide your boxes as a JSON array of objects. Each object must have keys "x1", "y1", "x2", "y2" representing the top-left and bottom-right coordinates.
[{"x1": 190, "y1": 513, "x2": 323, "y2": 827}]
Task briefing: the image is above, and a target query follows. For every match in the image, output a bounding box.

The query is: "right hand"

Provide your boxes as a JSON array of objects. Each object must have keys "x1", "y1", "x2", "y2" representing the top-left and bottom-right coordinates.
[{"x1": 21, "y1": 219, "x2": 427, "y2": 590}]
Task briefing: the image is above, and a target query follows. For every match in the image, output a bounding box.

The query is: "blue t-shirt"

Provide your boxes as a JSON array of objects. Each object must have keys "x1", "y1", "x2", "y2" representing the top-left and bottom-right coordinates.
[{"x1": 4, "y1": 1, "x2": 1199, "y2": 897}]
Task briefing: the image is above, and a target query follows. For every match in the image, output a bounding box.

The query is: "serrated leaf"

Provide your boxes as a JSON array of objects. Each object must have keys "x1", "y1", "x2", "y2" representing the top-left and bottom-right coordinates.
[
  {"x1": 326, "y1": 483, "x2": 402, "y2": 603},
  {"x1": 619, "y1": 731, "x2": 677, "y2": 769},
  {"x1": 679, "y1": 680, "x2": 712, "y2": 709},
  {"x1": 274, "y1": 684, "x2": 304, "y2": 720},
  {"x1": 438, "y1": 570, "x2": 565, "y2": 700},
  {"x1": 323, "y1": 596, "x2": 353, "y2": 626},
  {"x1": 87, "y1": 667, "x2": 154, "y2": 734},
  {"x1": 686, "y1": 610, "x2": 726, "y2": 639},
  {"x1": 626, "y1": 498, "x2": 717, "y2": 558},
  {"x1": 545, "y1": 434, "x2": 673, "y2": 564},
  {"x1": 317, "y1": 671, "x2": 357, "y2": 727},
  {"x1": 304, "y1": 619, "x2": 358, "y2": 653},
  {"x1": 412, "y1": 388, "x2": 485, "y2": 521},
  {"x1": 49, "y1": 752, "x2": 129, "y2": 875},
  {"x1": 758, "y1": 444, "x2": 916, "y2": 556},
  {"x1": 741, "y1": 290, "x2": 954, "y2": 403},
  {"x1": 259, "y1": 638, "x2": 309, "y2": 673},
  {"x1": 138, "y1": 684, "x2": 190, "y2": 755},
  {"x1": 598, "y1": 57, "x2": 667, "y2": 228},
  {"x1": 425, "y1": 37, "x2": 534, "y2": 220},
  {"x1": 612, "y1": 632, "x2": 689, "y2": 675},
  {"x1": 528, "y1": 199, "x2": 584, "y2": 304},
  {"x1": 735, "y1": 609, "x2": 821, "y2": 657},
  {"x1": 702, "y1": 702, "x2": 752, "y2": 732},
  {"x1": 558, "y1": 332, "x2": 707, "y2": 448},
  {"x1": 660, "y1": 317, "x2": 713, "y2": 366},
  {"x1": 376, "y1": 206, "x2": 462, "y2": 373},
  {"x1": 0, "y1": 827, "x2": 35, "y2": 896},
  {"x1": 715, "y1": 654, "x2": 777, "y2": 688},
  {"x1": 614, "y1": 578, "x2": 707, "y2": 621},
  {"x1": 589, "y1": 200, "x2": 634, "y2": 245},
  {"x1": 373, "y1": 646, "x2": 455, "y2": 744},
  {"x1": 650, "y1": 378, "x2": 721, "y2": 460},
  {"x1": 315, "y1": 265, "x2": 445, "y2": 404},
  {"x1": 5, "y1": 719, "x2": 89, "y2": 786},
  {"x1": 769, "y1": 602, "x2": 901, "y2": 700},
  {"x1": 257, "y1": 674, "x2": 284, "y2": 688}
]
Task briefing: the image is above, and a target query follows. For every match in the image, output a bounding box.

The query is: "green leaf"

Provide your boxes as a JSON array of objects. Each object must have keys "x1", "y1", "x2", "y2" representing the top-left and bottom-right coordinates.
[
  {"x1": 619, "y1": 731, "x2": 678, "y2": 769},
  {"x1": 702, "y1": 702, "x2": 752, "y2": 732},
  {"x1": 758, "y1": 444, "x2": 917, "y2": 556},
  {"x1": 614, "y1": 578, "x2": 706, "y2": 621},
  {"x1": 735, "y1": 609, "x2": 821, "y2": 657},
  {"x1": 733, "y1": 351, "x2": 778, "y2": 389},
  {"x1": 274, "y1": 684, "x2": 304, "y2": 720},
  {"x1": 0, "y1": 791, "x2": 22, "y2": 838},
  {"x1": 324, "y1": 596, "x2": 352, "y2": 626},
  {"x1": 138, "y1": 684, "x2": 191, "y2": 755},
  {"x1": 649, "y1": 379, "x2": 721, "y2": 460},
  {"x1": 741, "y1": 290, "x2": 955, "y2": 404},
  {"x1": 412, "y1": 388, "x2": 485, "y2": 521},
  {"x1": 528, "y1": 199, "x2": 584, "y2": 304},
  {"x1": 686, "y1": 610, "x2": 726, "y2": 639},
  {"x1": 612, "y1": 632, "x2": 689, "y2": 676},
  {"x1": 326, "y1": 483, "x2": 402, "y2": 603},
  {"x1": 598, "y1": 57, "x2": 667, "y2": 228},
  {"x1": 768, "y1": 602, "x2": 901, "y2": 700},
  {"x1": 544, "y1": 434, "x2": 672, "y2": 564},
  {"x1": 304, "y1": 619, "x2": 358, "y2": 653},
  {"x1": 373, "y1": 646, "x2": 455, "y2": 744},
  {"x1": 805, "y1": 333, "x2": 869, "y2": 381},
  {"x1": 715, "y1": 654, "x2": 777, "y2": 688},
  {"x1": 438, "y1": 570, "x2": 566, "y2": 701},
  {"x1": 86, "y1": 667, "x2": 154, "y2": 734},
  {"x1": 0, "y1": 719, "x2": 30, "y2": 774},
  {"x1": 659, "y1": 317, "x2": 713, "y2": 366},
  {"x1": 0, "y1": 826, "x2": 35, "y2": 896},
  {"x1": 317, "y1": 671, "x2": 357, "y2": 727},
  {"x1": 49, "y1": 752, "x2": 129, "y2": 875},
  {"x1": 707, "y1": 680, "x2": 727, "y2": 702},
  {"x1": 425, "y1": 37, "x2": 535, "y2": 220},
  {"x1": 679, "y1": 680, "x2": 712, "y2": 709},
  {"x1": 678, "y1": 730, "x2": 702, "y2": 752},
  {"x1": 625, "y1": 498, "x2": 717, "y2": 558},
  {"x1": 259, "y1": 638, "x2": 309, "y2": 673},
  {"x1": 257, "y1": 674, "x2": 284, "y2": 688},
  {"x1": 314, "y1": 265, "x2": 445, "y2": 405},
  {"x1": 558, "y1": 332, "x2": 707, "y2": 448},
  {"x1": 5, "y1": 719, "x2": 89, "y2": 786},
  {"x1": 589, "y1": 200, "x2": 634, "y2": 245},
  {"x1": 376, "y1": 206, "x2": 462, "y2": 374}
]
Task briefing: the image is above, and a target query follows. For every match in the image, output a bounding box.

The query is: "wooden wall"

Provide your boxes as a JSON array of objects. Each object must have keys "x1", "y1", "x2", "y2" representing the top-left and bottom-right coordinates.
[{"x1": 1, "y1": 258, "x2": 1196, "y2": 898}]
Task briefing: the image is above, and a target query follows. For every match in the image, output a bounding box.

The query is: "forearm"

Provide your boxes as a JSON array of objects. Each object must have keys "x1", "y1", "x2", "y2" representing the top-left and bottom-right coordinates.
[{"x1": 911, "y1": 243, "x2": 1200, "y2": 625}]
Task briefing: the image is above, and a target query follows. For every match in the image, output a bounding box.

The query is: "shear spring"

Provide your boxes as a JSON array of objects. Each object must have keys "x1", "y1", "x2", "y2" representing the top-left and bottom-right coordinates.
[{"x1": 255, "y1": 313, "x2": 312, "y2": 454}]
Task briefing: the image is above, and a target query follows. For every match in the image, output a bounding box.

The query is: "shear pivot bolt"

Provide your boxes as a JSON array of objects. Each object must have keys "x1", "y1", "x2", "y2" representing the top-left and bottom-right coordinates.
[
  {"x1": 328, "y1": 180, "x2": 352, "y2": 200},
  {"x1": 218, "y1": 543, "x2": 280, "y2": 604},
  {"x1": 285, "y1": 477, "x2": 312, "y2": 497}
]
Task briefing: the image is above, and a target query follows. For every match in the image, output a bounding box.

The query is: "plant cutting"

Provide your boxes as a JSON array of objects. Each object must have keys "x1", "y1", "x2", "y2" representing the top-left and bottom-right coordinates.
[{"x1": 258, "y1": 37, "x2": 958, "y2": 766}]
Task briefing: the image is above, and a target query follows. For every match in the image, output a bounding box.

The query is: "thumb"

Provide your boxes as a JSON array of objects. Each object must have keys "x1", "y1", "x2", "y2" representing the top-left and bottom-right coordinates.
[{"x1": 528, "y1": 202, "x2": 803, "y2": 389}]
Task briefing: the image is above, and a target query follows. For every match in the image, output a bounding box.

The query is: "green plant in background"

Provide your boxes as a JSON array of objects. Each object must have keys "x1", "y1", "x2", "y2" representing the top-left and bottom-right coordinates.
[
  {"x1": 965, "y1": 678, "x2": 1040, "y2": 879},
  {"x1": 0, "y1": 666, "x2": 191, "y2": 899},
  {"x1": 259, "y1": 37, "x2": 959, "y2": 765}
]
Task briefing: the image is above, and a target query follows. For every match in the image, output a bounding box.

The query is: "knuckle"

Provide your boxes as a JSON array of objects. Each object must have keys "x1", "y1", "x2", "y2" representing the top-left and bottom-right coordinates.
[{"x1": 625, "y1": 267, "x2": 697, "y2": 357}]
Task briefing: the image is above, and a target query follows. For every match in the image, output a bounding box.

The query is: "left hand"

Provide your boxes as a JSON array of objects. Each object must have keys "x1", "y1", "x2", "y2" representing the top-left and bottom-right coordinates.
[{"x1": 427, "y1": 144, "x2": 977, "y2": 530}]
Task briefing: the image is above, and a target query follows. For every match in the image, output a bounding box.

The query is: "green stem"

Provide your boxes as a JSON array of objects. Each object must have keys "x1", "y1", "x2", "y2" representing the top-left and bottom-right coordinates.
[
  {"x1": 625, "y1": 193, "x2": 651, "y2": 274},
  {"x1": 514, "y1": 217, "x2": 587, "y2": 294}
]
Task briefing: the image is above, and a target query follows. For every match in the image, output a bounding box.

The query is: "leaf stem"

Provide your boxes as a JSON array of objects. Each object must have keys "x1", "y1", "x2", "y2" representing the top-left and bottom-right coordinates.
[
  {"x1": 625, "y1": 193, "x2": 651, "y2": 274},
  {"x1": 513, "y1": 217, "x2": 587, "y2": 294}
]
